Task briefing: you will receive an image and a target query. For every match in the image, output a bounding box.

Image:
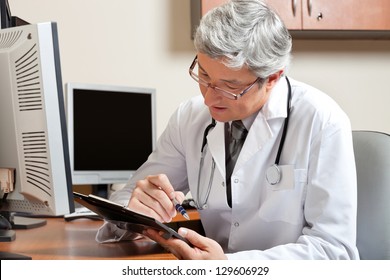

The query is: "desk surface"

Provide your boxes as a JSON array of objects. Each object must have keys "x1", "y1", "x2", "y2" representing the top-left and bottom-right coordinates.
[{"x1": 0, "y1": 210, "x2": 199, "y2": 260}]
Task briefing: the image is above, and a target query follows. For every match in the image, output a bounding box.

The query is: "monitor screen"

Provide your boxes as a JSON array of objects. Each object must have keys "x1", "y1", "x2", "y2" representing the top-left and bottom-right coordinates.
[
  {"x1": 66, "y1": 83, "x2": 156, "y2": 185},
  {"x1": 0, "y1": 22, "x2": 74, "y2": 234}
]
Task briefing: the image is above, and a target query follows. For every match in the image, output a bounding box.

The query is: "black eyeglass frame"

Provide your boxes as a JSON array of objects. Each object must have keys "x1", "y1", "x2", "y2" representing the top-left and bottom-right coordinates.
[{"x1": 189, "y1": 56, "x2": 262, "y2": 100}]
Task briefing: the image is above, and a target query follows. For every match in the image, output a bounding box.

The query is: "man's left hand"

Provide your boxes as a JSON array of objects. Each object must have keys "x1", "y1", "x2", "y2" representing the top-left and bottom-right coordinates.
[{"x1": 143, "y1": 227, "x2": 227, "y2": 260}]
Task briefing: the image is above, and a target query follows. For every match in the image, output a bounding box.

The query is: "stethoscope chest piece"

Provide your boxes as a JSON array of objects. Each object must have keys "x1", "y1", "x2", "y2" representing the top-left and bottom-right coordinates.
[{"x1": 266, "y1": 164, "x2": 282, "y2": 185}]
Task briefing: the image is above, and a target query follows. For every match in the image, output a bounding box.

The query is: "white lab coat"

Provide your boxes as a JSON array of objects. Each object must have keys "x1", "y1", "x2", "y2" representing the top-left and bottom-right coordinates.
[{"x1": 105, "y1": 77, "x2": 359, "y2": 259}]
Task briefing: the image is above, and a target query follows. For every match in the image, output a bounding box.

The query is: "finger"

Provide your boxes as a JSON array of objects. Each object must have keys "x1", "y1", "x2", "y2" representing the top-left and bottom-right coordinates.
[
  {"x1": 130, "y1": 180, "x2": 173, "y2": 222},
  {"x1": 129, "y1": 195, "x2": 167, "y2": 222},
  {"x1": 144, "y1": 174, "x2": 177, "y2": 216},
  {"x1": 146, "y1": 174, "x2": 175, "y2": 199},
  {"x1": 177, "y1": 227, "x2": 209, "y2": 251},
  {"x1": 143, "y1": 228, "x2": 187, "y2": 259},
  {"x1": 144, "y1": 174, "x2": 187, "y2": 210},
  {"x1": 177, "y1": 228, "x2": 227, "y2": 260},
  {"x1": 133, "y1": 175, "x2": 186, "y2": 221},
  {"x1": 174, "y1": 191, "x2": 186, "y2": 204}
]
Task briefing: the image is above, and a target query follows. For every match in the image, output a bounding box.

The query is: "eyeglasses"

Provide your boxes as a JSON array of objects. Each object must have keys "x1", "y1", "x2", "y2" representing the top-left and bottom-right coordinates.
[{"x1": 189, "y1": 56, "x2": 262, "y2": 100}]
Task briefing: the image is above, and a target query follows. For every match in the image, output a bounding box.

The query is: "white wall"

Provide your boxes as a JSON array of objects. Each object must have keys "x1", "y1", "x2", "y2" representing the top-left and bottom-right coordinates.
[
  {"x1": 291, "y1": 40, "x2": 390, "y2": 133},
  {"x1": 11, "y1": 0, "x2": 390, "y2": 136}
]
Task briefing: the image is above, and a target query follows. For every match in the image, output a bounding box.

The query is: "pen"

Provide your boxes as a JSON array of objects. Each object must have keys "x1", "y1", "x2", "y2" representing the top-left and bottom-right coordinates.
[{"x1": 172, "y1": 198, "x2": 190, "y2": 220}]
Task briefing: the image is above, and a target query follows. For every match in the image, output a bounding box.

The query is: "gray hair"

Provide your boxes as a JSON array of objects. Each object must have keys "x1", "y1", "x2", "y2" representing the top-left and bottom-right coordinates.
[{"x1": 194, "y1": 0, "x2": 292, "y2": 79}]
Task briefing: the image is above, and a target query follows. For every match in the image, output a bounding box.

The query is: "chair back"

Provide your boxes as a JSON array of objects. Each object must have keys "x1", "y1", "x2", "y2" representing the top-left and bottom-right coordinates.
[{"x1": 353, "y1": 130, "x2": 390, "y2": 259}]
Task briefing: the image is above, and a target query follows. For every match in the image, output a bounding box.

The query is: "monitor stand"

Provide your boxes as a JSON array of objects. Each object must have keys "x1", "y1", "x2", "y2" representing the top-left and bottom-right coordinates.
[
  {"x1": 0, "y1": 212, "x2": 39, "y2": 259},
  {"x1": 0, "y1": 211, "x2": 46, "y2": 241},
  {"x1": 92, "y1": 184, "x2": 109, "y2": 198},
  {"x1": 11, "y1": 215, "x2": 47, "y2": 229},
  {"x1": 0, "y1": 229, "x2": 15, "y2": 242},
  {"x1": 1, "y1": 211, "x2": 47, "y2": 230},
  {"x1": 0, "y1": 250, "x2": 31, "y2": 260}
]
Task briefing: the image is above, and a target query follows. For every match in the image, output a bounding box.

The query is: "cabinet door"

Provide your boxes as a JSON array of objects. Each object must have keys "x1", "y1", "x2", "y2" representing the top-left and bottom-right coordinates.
[
  {"x1": 302, "y1": 0, "x2": 390, "y2": 30},
  {"x1": 264, "y1": 0, "x2": 303, "y2": 30}
]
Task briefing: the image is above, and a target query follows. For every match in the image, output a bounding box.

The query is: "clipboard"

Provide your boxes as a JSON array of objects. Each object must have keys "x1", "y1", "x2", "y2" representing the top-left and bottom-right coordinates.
[{"x1": 73, "y1": 192, "x2": 190, "y2": 244}]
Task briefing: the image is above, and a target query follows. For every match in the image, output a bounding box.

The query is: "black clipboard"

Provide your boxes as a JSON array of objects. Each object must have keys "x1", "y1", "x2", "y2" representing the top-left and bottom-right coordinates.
[{"x1": 73, "y1": 192, "x2": 190, "y2": 244}]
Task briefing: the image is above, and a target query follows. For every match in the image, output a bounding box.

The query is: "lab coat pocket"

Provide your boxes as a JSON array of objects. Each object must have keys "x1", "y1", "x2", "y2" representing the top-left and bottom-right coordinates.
[
  {"x1": 261, "y1": 167, "x2": 308, "y2": 224},
  {"x1": 266, "y1": 165, "x2": 295, "y2": 190}
]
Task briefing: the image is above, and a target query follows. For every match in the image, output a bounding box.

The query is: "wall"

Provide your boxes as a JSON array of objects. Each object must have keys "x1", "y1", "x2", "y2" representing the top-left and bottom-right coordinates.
[
  {"x1": 291, "y1": 40, "x2": 390, "y2": 133},
  {"x1": 10, "y1": 0, "x2": 390, "y2": 136}
]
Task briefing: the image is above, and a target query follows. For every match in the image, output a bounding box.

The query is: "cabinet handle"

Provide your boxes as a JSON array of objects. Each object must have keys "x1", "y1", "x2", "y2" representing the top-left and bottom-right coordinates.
[
  {"x1": 307, "y1": 0, "x2": 312, "y2": 16},
  {"x1": 292, "y1": 0, "x2": 297, "y2": 16},
  {"x1": 317, "y1": 12, "x2": 323, "y2": 21}
]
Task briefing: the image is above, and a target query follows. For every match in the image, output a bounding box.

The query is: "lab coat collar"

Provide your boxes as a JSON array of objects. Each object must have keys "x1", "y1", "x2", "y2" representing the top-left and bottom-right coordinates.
[
  {"x1": 240, "y1": 77, "x2": 288, "y2": 130},
  {"x1": 260, "y1": 76, "x2": 289, "y2": 121}
]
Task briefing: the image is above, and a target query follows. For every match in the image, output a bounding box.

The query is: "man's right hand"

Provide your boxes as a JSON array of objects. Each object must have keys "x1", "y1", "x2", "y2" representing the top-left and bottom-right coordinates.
[{"x1": 128, "y1": 174, "x2": 185, "y2": 223}]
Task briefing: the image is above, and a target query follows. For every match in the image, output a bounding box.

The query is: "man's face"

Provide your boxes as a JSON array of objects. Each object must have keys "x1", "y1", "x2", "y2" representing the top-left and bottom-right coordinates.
[{"x1": 196, "y1": 53, "x2": 277, "y2": 122}]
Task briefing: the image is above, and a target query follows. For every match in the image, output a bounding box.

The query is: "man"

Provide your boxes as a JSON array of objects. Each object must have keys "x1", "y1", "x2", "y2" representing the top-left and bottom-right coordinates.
[{"x1": 98, "y1": 0, "x2": 359, "y2": 260}]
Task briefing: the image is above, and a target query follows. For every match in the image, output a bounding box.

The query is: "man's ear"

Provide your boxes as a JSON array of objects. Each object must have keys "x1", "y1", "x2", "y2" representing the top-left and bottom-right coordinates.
[{"x1": 265, "y1": 70, "x2": 284, "y2": 90}]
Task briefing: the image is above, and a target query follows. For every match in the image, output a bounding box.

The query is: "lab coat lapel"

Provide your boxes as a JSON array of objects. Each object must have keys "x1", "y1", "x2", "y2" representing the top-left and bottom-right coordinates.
[
  {"x1": 206, "y1": 117, "x2": 273, "y2": 177},
  {"x1": 207, "y1": 121, "x2": 226, "y2": 177},
  {"x1": 235, "y1": 115, "x2": 272, "y2": 171}
]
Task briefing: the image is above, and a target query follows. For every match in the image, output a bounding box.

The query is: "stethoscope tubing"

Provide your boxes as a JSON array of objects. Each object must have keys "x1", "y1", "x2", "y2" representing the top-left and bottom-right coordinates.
[{"x1": 274, "y1": 76, "x2": 292, "y2": 165}]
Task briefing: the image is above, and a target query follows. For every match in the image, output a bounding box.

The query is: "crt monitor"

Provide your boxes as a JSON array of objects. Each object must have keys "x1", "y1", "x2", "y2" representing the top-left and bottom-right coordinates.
[
  {"x1": 66, "y1": 83, "x2": 156, "y2": 186},
  {"x1": 0, "y1": 22, "x2": 75, "y2": 242}
]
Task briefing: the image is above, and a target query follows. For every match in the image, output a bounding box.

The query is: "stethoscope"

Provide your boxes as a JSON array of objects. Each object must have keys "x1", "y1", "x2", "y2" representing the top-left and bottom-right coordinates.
[{"x1": 191, "y1": 76, "x2": 292, "y2": 210}]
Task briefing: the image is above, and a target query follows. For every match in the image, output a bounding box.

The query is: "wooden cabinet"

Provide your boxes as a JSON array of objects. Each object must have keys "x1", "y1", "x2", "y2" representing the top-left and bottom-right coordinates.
[
  {"x1": 271, "y1": 0, "x2": 390, "y2": 31},
  {"x1": 199, "y1": 0, "x2": 390, "y2": 32}
]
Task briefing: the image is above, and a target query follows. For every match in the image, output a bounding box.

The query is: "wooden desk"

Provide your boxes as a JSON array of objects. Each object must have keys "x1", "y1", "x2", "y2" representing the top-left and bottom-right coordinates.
[{"x1": 0, "y1": 210, "x2": 200, "y2": 260}]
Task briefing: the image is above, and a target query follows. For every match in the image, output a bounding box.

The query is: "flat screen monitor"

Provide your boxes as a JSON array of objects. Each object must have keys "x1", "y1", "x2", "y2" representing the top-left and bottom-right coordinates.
[
  {"x1": 0, "y1": 21, "x2": 75, "y2": 247},
  {"x1": 66, "y1": 83, "x2": 156, "y2": 185}
]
